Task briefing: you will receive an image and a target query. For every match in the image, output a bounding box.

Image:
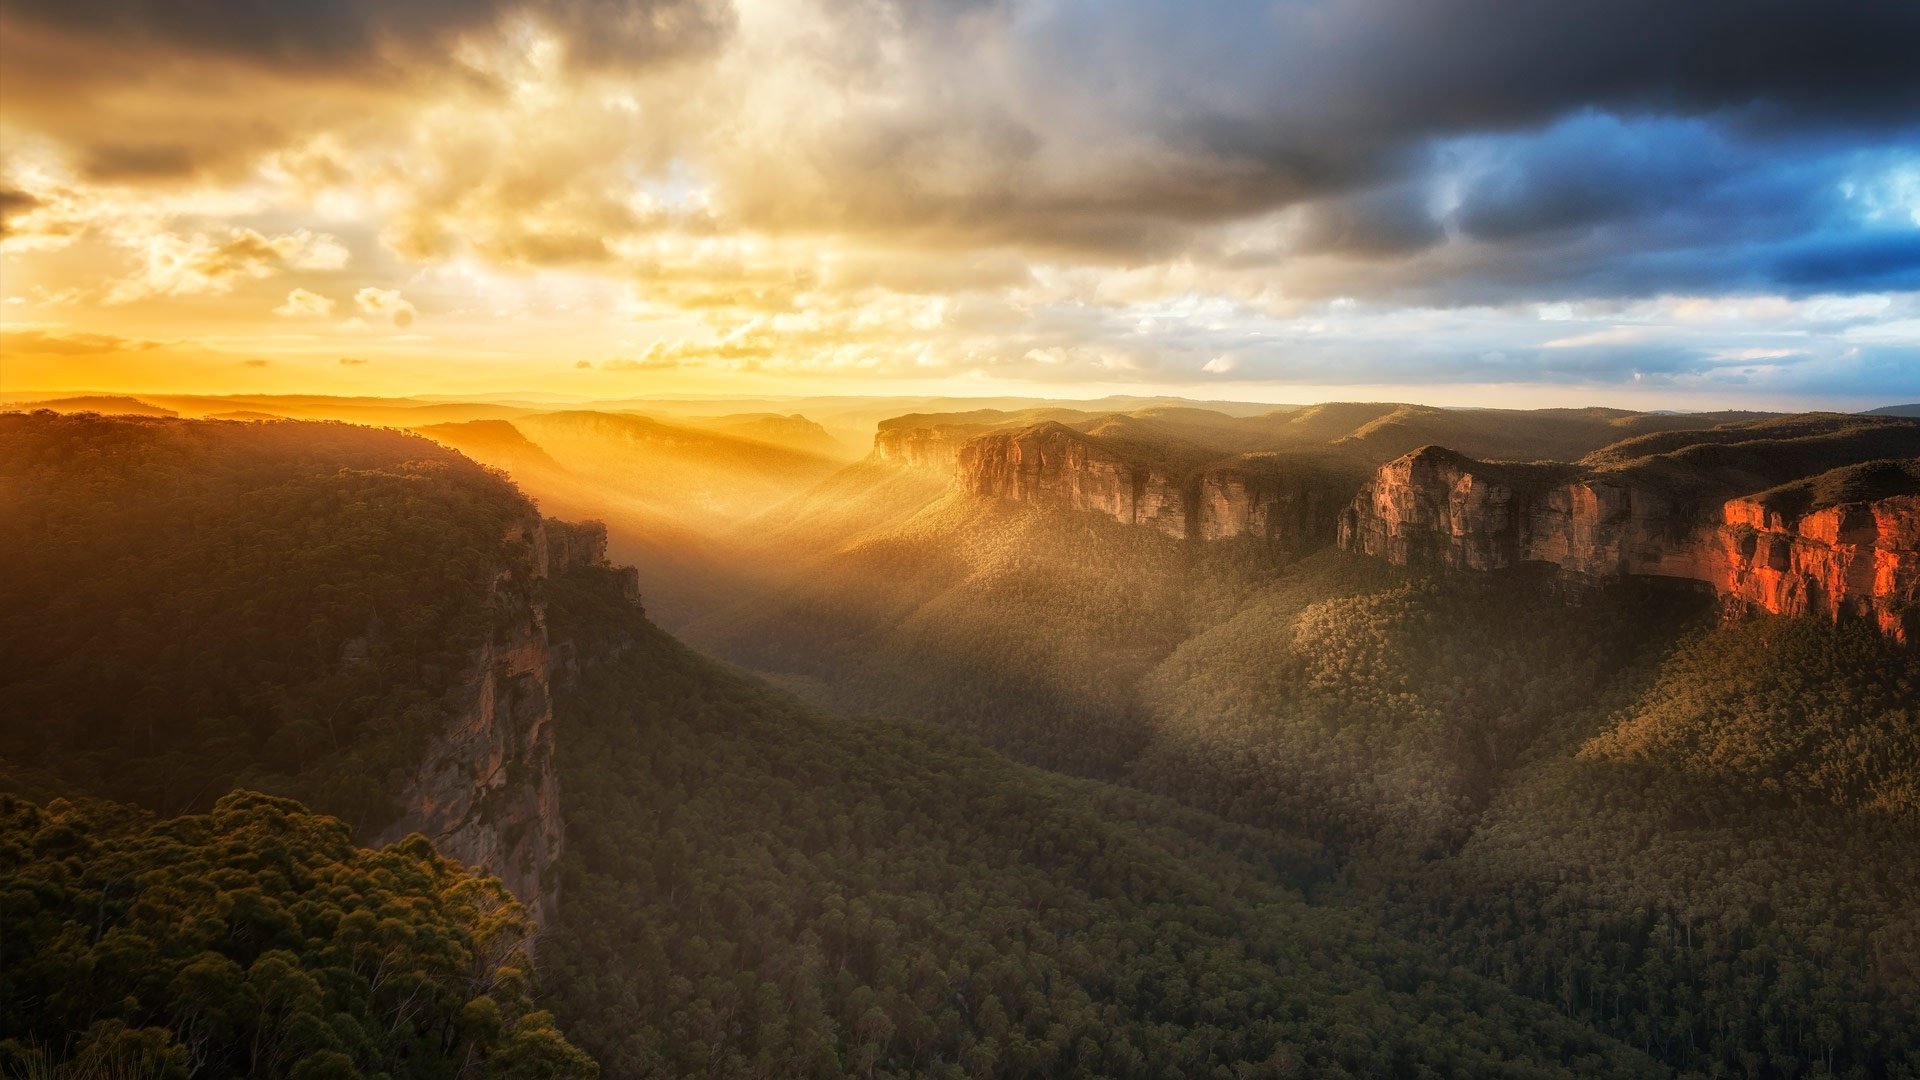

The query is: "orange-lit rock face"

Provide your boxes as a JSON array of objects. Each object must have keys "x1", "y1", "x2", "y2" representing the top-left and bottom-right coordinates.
[
  {"x1": 1342, "y1": 447, "x2": 1920, "y2": 642},
  {"x1": 1719, "y1": 496, "x2": 1920, "y2": 643},
  {"x1": 958, "y1": 424, "x2": 1189, "y2": 538}
]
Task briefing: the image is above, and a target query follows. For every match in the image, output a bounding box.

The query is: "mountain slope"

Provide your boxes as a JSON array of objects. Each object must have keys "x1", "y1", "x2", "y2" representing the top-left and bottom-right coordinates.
[
  {"x1": 0, "y1": 413, "x2": 535, "y2": 829},
  {"x1": 542, "y1": 572, "x2": 1663, "y2": 1079}
]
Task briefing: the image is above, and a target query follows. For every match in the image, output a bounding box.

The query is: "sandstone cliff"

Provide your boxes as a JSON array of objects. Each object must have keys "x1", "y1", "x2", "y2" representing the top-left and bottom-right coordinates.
[
  {"x1": 958, "y1": 422, "x2": 1191, "y2": 537},
  {"x1": 1192, "y1": 456, "x2": 1363, "y2": 546},
  {"x1": 1339, "y1": 444, "x2": 1920, "y2": 641},
  {"x1": 375, "y1": 514, "x2": 632, "y2": 927},
  {"x1": 1720, "y1": 493, "x2": 1920, "y2": 642},
  {"x1": 951, "y1": 422, "x2": 1357, "y2": 548},
  {"x1": 871, "y1": 424, "x2": 982, "y2": 473}
]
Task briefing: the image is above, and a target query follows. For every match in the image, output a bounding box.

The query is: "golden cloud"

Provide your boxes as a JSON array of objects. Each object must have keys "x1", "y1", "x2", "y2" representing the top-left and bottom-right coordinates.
[
  {"x1": 273, "y1": 288, "x2": 337, "y2": 317},
  {"x1": 104, "y1": 229, "x2": 349, "y2": 304},
  {"x1": 354, "y1": 287, "x2": 417, "y2": 328}
]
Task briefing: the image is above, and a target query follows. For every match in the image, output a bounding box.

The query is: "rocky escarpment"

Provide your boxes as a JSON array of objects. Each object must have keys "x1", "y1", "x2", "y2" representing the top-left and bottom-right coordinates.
[
  {"x1": 1192, "y1": 455, "x2": 1365, "y2": 545},
  {"x1": 1340, "y1": 445, "x2": 1920, "y2": 641},
  {"x1": 1720, "y1": 493, "x2": 1920, "y2": 642},
  {"x1": 872, "y1": 424, "x2": 983, "y2": 473},
  {"x1": 959, "y1": 422, "x2": 1190, "y2": 537},
  {"x1": 375, "y1": 515, "x2": 634, "y2": 927},
  {"x1": 953, "y1": 422, "x2": 1356, "y2": 548}
]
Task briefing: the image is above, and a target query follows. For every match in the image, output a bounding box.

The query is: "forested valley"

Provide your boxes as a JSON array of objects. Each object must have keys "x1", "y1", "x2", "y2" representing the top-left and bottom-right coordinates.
[{"x1": 4, "y1": 404, "x2": 1918, "y2": 1079}]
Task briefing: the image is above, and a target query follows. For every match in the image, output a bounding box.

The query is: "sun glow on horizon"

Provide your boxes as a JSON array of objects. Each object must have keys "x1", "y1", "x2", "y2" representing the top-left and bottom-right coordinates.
[{"x1": 3, "y1": 2, "x2": 1919, "y2": 407}]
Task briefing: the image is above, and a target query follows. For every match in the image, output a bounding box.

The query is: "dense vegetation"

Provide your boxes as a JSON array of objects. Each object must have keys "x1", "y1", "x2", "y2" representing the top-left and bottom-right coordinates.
[
  {"x1": 701, "y1": 473, "x2": 1920, "y2": 1078},
  {"x1": 1751, "y1": 457, "x2": 1920, "y2": 518},
  {"x1": 539, "y1": 572, "x2": 1660, "y2": 1078},
  {"x1": 0, "y1": 412, "x2": 535, "y2": 831},
  {"x1": 1584, "y1": 617, "x2": 1920, "y2": 814},
  {"x1": 0, "y1": 790, "x2": 593, "y2": 1079}
]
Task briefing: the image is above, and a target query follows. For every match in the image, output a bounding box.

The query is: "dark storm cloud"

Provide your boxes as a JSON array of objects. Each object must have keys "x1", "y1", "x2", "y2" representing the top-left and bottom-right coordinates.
[
  {"x1": 722, "y1": 0, "x2": 1920, "y2": 305},
  {"x1": 5, "y1": 0, "x2": 1916, "y2": 324},
  {"x1": 1194, "y1": 109, "x2": 1920, "y2": 304},
  {"x1": 1288, "y1": 181, "x2": 1445, "y2": 258},
  {"x1": 0, "y1": 0, "x2": 731, "y2": 71},
  {"x1": 997, "y1": 0, "x2": 1920, "y2": 200}
]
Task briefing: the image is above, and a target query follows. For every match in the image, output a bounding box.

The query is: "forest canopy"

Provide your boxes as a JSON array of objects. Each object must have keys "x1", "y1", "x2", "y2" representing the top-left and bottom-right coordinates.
[
  {"x1": 0, "y1": 790, "x2": 594, "y2": 1079},
  {"x1": 0, "y1": 412, "x2": 537, "y2": 830}
]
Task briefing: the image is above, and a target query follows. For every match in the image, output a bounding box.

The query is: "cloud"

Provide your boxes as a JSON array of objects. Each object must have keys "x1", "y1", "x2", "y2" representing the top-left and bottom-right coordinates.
[
  {"x1": 105, "y1": 228, "x2": 349, "y2": 303},
  {"x1": 0, "y1": 0, "x2": 731, "y2": 78},
  {"x1": 354, "y1": 286, "x2": 417, "y2": 327},
  {"x1": 240, "y1": 358, "x2": 270, "y2": 367},
  {"x1": 338, "y1": 356, "x2": 369, "y2": 365},
  {"x1": 273, "y1": 288, "x2": 336, "y2": 317},
  {"x1": 0, "y1": 187, "x2": 39, "y2": 238},
  {"x1": 0, "y1": 329, "x2": 164, "y2": 354},
  {"x1": 3, "y1": 0, "x2": 1920, "y2": 402}
]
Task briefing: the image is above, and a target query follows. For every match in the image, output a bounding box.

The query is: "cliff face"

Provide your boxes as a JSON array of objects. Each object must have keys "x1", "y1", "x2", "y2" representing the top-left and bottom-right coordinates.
[
  {"x1": 1335, "y1": 447, "x2": 1708, "y2": 575},
  {"x1": 872, "y1": 425, "x2": 977, "y2": 473},
  {"x1": 1720, "y1": 495, "x2": 1920, "y2": 642},
  {"x1": 1340, "y1": 446, "x2": 1920, "y2": 641},
  {"x1": 958, "y1": 423, "x2": 1189, "y2": 538},
  {"x1": 949, "y1": 423, "x2": 1351, "y2": 547},
  {"x1": 1191, "y1": 461, "x2": 1355, "y2": 547},
  {"x1": 375, "y1": 515, "x2": 629, "y2": 927}
]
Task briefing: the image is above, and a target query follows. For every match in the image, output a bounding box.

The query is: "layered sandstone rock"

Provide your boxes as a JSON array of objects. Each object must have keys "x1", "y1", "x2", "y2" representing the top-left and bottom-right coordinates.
[
  {"x1": 957, "y1": 422, "x2": 1190, "y2": 537},
  {"x1": 872, "y1": 425, "x2": 977, "y2": 473},
  {"x1": 1191, "y1": 459, "x2": 1355, "y2": 547},
  {"x1": 1340, "y1": 446, "x2": 1920, "y2": 641},
  {"x1": 1719, "y1": 495, "x2": 1920, "y2": 642},
  {"x1": 941, "y1": 423, "x2": 1356, "y2": 547},
  {"x1": 375, "y1": 514, "x2": 631, "y2": 928}
]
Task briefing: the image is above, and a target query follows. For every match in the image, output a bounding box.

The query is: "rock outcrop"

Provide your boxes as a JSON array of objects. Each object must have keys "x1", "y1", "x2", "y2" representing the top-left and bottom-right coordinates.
[
  {"x1": 1719, "y1": 495, "x2": 1920, "y2": 642},
  {"x1": 949, "y1": 423, "x2": 1357, "y2": 548},
  {"x1": 1191, "y1": 458, "x2": 1362, "y2": 546},
  {"x1": 1340, "y1": 445, "x2": 1920, "y2": 641},
  {"x1": 375, "y1": 514, "x2": 632, "y2": 928},
  {"x1": 872, "y1": 424, "x2": 980, "y2": 473},
  {"x1": 958, "y1": 422, "x2": 1190, "y2": 538}
]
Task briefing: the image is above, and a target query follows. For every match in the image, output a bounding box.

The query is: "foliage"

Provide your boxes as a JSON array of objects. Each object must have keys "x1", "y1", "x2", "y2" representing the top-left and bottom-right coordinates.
[
  {"x1": 1750, "y1": 458, "x2": 1920, "y2": 519},
  {"x1": 1583, "y1": 617, "x2": 1920, "y2": 814},
  {"x1": 690, "y1": 495, "x2": 1296, "y2": 779},
  {"x1": 541, "y1": 578, "x2": 1659, "y2": 1079},
  {"x1": 0, "y1": 412, "x2": 536, "y2": 831},
  {"x1": 0, "y1": 790, "x2": 594, "y2": 1080},
  {"x1": 703, "y1": 488, "x2": 1920, "y2": 1078}
]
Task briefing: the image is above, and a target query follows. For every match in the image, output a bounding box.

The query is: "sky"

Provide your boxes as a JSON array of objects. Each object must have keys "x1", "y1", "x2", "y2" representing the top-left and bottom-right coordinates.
[{"x1": 2, "y1": 0, "x2": 1919, "y2": 408}]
